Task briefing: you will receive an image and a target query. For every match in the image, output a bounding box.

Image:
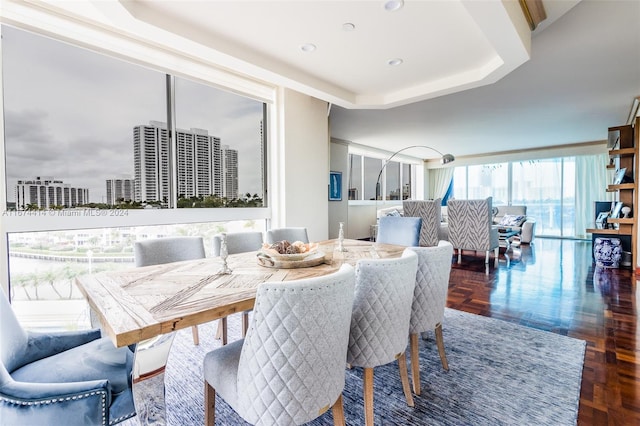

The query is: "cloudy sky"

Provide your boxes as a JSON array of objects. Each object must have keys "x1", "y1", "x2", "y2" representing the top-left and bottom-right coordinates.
[{"x1": 3, "y1": 25, "x2": 264, "y2": 204}]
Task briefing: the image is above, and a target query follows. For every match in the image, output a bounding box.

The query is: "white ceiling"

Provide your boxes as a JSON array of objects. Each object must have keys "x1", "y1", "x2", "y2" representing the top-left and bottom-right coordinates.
[
  {"x1": 114, "y1": 0, "x2": 640, "y2": 160},
  {"x1": 330, "y1": 0, "x2": 640, "y2": 160},
  {"x1": 3, "y1": 0, "x2": 638, "y2": 160}
]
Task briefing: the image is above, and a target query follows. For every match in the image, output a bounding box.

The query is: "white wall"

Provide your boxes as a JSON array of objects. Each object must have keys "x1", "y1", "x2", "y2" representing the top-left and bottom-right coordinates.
[{"x1": 271, "y1": 88, "x2": 329, "y2": 242}]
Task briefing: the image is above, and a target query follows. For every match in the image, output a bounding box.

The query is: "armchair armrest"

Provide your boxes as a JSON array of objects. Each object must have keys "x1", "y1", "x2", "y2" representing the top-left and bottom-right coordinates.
[
  {"x1": 23, "y1": 329, "x2": 102, "y2": 367},
  {"x1": 0, "y1": 375, "x2": 111, "y2": 426},
  {"x1": 520, "y1": 219, "x2": 536, "y2": 244}
]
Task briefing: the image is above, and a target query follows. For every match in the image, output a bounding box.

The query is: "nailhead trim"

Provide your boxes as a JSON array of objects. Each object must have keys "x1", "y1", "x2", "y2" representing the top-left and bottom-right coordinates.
[{"x1": 1, "y1": 391, "x2": 108, "y2": 426}]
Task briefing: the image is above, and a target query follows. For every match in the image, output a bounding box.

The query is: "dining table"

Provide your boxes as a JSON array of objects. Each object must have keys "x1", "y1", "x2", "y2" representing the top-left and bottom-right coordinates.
[{"x1": 75, "y1": 238, "x2": 405, "y2": 424}]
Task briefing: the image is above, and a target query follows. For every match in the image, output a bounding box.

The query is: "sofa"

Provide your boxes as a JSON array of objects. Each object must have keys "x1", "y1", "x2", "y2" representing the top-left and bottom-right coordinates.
[{"x1": 492, "y1": 205, "x2": 536, "y2": 244}]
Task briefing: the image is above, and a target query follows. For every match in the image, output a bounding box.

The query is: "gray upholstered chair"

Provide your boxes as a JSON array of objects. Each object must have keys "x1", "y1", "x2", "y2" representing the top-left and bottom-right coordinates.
[
  {"x1": 212, "y1": 231, "x2": 264, "y2": 257},
  {"x1": 212, "y1": 231, "x2": 264, "y2": 341},
  {"x1": 347, "y1": 250, "x2": 419, "y2": 426},
  {"x1": 0, "y1": 291, "x2": 136, "y2": 425},
  {"x1": 447, "y1": 197, "x2": 499, "y2": 273},
  {"x1": 203, "y1": 264, "x2": 356, "y2": 426},
  {"x1": 134, "y1": 236, "x2": 206, "y2": 345},
  {"x1": 265, "y1": 227, "x2": 309, "y2": 244},
  {"x1": 376, "y1": 216, "x2": 421, "y2": 246},
  {"x1": 407, "y1": 241, "x2": 454, "y2": 395},
  {"x1": 403, "y1": 199, "x2": 442, "y2": 247}
]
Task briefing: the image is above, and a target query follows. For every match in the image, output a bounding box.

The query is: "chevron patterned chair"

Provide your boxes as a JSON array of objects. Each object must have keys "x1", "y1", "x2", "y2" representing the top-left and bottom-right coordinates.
[
  {"x1": 447, "y1": 197, "x2": 499, "y2": 273},
  {"x1": 403, "y1": 199, "x2": 442, "y2": 247}
]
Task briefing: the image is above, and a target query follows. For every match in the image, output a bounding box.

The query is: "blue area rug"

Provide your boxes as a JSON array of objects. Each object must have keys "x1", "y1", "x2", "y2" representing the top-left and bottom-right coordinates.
[{"x1": 123, "y1": 308, "x2": 585, "y2": 425}]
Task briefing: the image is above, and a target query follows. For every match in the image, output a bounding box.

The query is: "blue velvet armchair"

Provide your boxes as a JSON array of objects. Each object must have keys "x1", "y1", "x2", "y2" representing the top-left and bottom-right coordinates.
[{"x1": 0, "y1": 292, "x2": 136, "y2": 425}]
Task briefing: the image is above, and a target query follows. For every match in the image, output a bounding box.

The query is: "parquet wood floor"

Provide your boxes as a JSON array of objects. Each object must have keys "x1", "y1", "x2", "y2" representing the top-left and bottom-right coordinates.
[{"x1": 447, "y1": 238, "x2": 638, "y2": 425}]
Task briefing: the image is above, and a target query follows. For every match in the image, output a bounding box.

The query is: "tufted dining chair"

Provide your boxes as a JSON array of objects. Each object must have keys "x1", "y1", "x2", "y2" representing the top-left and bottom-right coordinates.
[
  {"x1": 203, "y1": 264, "x2": 355, "y2": 426},
  {"x1": 376, "y1": 216, "x2": 422, "y2": 246},
  {"x1": 447, "y1": 197, "x2": 499, "y2": 273},
  {"x1": 347, "y1": 250, "x2": 419, "y2": 426},
  {"x1": 212, "y1": 231, "x2": 264, "y2": 342},
  {"x1": 403, "y1": 199, "x2": 442, "y2": 247},
  {"x1": 265, "y1": 227, "x2": 309, "y2": 244},
  {"x1": 407, "y1": 241, "x2": 454, "y2": 395},
  {"x1": 134, "y1": 236, "x2": 206, "y2": 345},
  {"x1": 0, "y1": 291, "x2": 136, "y2": 425}
]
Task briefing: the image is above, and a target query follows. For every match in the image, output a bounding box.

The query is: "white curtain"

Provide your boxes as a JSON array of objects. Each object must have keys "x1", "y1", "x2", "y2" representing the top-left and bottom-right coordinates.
[
  {"x1": 428, "y1": 168, "x2": 454, "y2": 199},
  {"x1": 574, "y1": 153, "x2": 613, "y2": 238}
]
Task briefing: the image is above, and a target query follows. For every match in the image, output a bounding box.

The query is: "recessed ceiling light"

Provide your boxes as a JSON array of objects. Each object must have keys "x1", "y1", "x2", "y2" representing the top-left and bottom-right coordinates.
[
  {"x1": 384, "y1": 0, "x2": 404, "y2": 12},
  {"x1": 342, "y1": 22, "x2": 356, "y2": 31},
  {"x1": 300, "y1": 43, "x2": 316, "y2": 53},
  {"x1": 387, "y1": 58, "x2": 403, "y2": 66}
]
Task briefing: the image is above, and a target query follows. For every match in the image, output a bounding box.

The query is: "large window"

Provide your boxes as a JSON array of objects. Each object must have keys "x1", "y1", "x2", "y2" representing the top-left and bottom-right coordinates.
[
  {"x1": 1, "y1": 25, "x2": 270, "y2": 328},
  {"x1": 453, "y1": 158, "x2": 578, "y2": 238},
  {"x1": 3, "y1": 26, "x2": 266, "y2": 211}
]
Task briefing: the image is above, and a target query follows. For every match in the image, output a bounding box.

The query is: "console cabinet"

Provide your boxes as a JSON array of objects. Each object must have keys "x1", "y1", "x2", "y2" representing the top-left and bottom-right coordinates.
[{"x1": 586, "y1": 117, "x2": 639, "y2": 269}]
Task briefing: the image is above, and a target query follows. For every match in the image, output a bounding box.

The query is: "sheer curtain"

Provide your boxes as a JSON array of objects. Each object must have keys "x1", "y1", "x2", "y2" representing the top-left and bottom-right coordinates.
[
  {"x1": 574, "y1": 153, "x2": 613, "y2": 238},
  {"x1": 428, "y1": 168, "x2": 454, "y2": 199}
]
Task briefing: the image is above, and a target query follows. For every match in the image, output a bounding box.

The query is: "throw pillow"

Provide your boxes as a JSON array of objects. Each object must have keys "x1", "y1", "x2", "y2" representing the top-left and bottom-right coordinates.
[
  {"x1": 500, "y1": 214, "x2": 526, "y2": 227},
  {"x1": 386, "y1": 209, "x2": 401, "y2": 217}
]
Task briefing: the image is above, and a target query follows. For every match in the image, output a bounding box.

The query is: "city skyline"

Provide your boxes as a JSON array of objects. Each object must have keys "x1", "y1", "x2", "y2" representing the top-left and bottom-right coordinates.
[{"x1": 2, "y1": 25, "x2": 265, "y2": 206}]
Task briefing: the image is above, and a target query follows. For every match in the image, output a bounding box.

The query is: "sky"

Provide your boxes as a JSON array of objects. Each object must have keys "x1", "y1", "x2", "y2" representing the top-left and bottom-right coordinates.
[{"x1": 2, "y1": 25, "x2": 264, "y2": 204}]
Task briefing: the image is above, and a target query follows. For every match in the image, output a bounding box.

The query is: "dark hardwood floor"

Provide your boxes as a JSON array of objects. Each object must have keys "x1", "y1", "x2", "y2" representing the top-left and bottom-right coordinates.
[{"x1": 446, "y1": 238, "x2": 639, "y2": 425}]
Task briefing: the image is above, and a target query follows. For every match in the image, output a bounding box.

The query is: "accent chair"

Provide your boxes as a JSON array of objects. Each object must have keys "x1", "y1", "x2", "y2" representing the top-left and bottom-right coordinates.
[
  {"x1": 447, "y1": 197, "x2": 499, "y2": 273},
  {"x1": 403, "y1": 199, "x2": 442, "y2": 247},
  {"x1": 0, "y1": 291, "x2": 136, "y2": 425}
]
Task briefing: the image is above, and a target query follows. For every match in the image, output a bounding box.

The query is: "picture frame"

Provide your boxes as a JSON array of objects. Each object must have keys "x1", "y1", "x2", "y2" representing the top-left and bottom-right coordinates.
[
  {"x1": 612, "y1": 168, "x2": 627, "y2": 185},
  {"x1": 610, "y1": 201, "x2": 623, "y2": 219},
  {"x1": 329, "y1": 171, "x2": 342, "y2": 201},
  {"x1": 595, "y1": 211, "x2": 609, "y2": 229}
]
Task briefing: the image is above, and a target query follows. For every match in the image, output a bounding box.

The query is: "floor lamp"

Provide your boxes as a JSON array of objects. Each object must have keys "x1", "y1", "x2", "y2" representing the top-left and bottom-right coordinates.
[{"x1": 375, "y1": 145, "x2": 455, "y2": 201}]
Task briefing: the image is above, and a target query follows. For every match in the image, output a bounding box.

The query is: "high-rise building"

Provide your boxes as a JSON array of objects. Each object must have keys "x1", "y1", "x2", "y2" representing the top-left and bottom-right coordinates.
[
  {"x1": 15, "y1": 177, "x2": 89, "y2": 210},
  {"x1": 221, "y1": 145, "x2": 238, "y2": 200},
  {"x1": 133, "y1": 122, "x2": 232, "y2": 204},
  {"x1": 106, "y1": 178, "x2": 135, "y2": 205}
]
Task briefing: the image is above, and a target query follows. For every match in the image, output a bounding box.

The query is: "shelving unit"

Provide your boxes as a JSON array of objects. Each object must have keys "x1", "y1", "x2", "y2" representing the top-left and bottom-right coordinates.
[{"x1": 586, "y1": 119, "x2": 638, "y2": 269}]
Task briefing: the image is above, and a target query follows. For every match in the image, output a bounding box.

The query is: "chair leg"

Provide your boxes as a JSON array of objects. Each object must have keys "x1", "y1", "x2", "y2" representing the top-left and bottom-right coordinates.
[
  {"x1": 457, "y1": 249, "x2": 462, "y2": 263},
  {"x1": 215, "y1": 317, "x2": 228, "y2": 345},
  {"x1": 397, "y1": 352, "x2": 415, "y2": 407},
  {"x1": 205, "y1": 381, "x2": 216, "y2": 426},
  {"x1": 331, "y1": 394, "x2": 346, "y2": 426},
  {"x1": 242, "y1": 311, "x2": 249, "y2": 337},
  {"x1": 363, "y1": 367, "x2": 375, "y2": 426},
  {"x1": 410, "y1": 333, "x2": 421, "y2": 395},
  {"x1": 191, "y1": 325, "x2": 199, "y2": 345},
  {"x1": 434, "y1": 323, "x2": 449, "y2": 371}
]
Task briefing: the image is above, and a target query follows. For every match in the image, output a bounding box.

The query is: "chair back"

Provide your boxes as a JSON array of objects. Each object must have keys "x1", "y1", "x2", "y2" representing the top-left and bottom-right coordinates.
[
  {"x1": 377, "y1": 216, "x2": 421, "y2": 246},
  {"x1": 403, "y1": 199, "x2": 442, "y2": 247},
  {"x1": 236, "y1": 264, "x2": 355, "y2": 425},
  {"x1": 265, "y1": 227, "x2": 309, "y2": 244},
  {"x1": 447, "y1": 197, "x2": 498, "y2": 251},
  {"x1": 133, "y1": 236, "x2": 205, "y2": 267},
  {"x1": 407, "y1": 241, "x2": 454, "y2": 333},
  {"x1": 348, "y1": 250, "x2": 418, "y2": 368},
  {"x1": 0, "y1": 292, "x2": 28, "y2": 373},
  {"x1": 212, "y1": 231, "x2": 263, "y2": 256}
]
